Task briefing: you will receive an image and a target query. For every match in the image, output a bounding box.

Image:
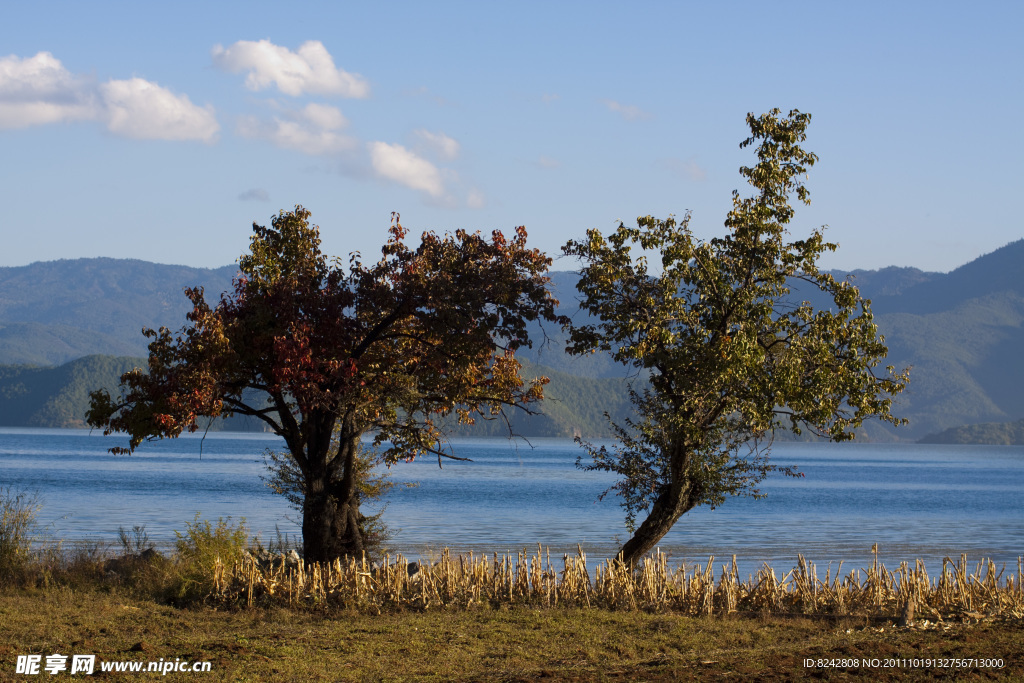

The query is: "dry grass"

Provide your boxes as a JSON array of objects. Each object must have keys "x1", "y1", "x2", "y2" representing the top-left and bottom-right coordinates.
[
  {"x1": 0, "y1": 488, "x2": 40, "y2": 581},
  {"x1": 211, "y1": 544, "x2": 1024, "y2": 623}
]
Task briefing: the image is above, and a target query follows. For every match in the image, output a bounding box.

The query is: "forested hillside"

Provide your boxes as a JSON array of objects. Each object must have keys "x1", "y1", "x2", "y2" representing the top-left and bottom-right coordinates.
[
  {"x1": 920, "y1": 418, "x2": 1024, "y2": 446},
  {"x1": 854, "y1": 239, "x2": 1024, "y2": 440},
  {"x1": 1, "y1": 241, "x2": 1022, "y2": 440},
  {"x1": 0, "y1": 355, "x2": 143, "y2": 427},
  {"x1": 0, "y1": 259, "x2": 237, "y2": 365},
  {"x1": 529, "y1": 243, "x2": 1024, "y2": 441},
  {"x1": 0, "y1": 355, "x2": 281, "y2": 432},
  {"x1": 443, "y1": 360, "x2": 635, "y2": 438},
  {"x1": 0, "y1": 355, "x2": 634, "y2": 437}
]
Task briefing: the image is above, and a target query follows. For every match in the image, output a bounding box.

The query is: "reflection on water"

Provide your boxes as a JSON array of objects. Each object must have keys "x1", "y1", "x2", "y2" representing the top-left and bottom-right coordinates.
[{"x1": 1, "y1": 429, "x2": 1021, "y2": 576}]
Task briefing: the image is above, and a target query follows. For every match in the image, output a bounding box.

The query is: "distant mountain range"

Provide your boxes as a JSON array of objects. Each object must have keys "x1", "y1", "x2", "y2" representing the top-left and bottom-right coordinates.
[
  {"x1": 1, "y1": 240, "x2": 1022, "y2": 441},
  {"x1": 0, "y1": 258, "x2": 237, "y2": 366}
]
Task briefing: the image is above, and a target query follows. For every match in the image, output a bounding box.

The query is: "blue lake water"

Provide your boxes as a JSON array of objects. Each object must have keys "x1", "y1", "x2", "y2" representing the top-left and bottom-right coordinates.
[{"x1": 1, "y1": 428, "x2": 1021, "y2": 577}]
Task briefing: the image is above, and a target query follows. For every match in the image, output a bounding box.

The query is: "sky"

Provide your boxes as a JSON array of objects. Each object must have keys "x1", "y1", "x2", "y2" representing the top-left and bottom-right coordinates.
[{"x1": 1, "y1": 1, "x2": 1021, "y2": 274}]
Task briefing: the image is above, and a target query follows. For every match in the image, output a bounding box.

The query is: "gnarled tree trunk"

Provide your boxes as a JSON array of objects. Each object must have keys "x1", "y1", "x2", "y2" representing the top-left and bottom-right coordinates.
[
  {"x1": 301, "y1": 428, "x2": 364, "y2": 564},
  {"x1": 618, "y1": 445, "x2": 701, "y2": 568}
]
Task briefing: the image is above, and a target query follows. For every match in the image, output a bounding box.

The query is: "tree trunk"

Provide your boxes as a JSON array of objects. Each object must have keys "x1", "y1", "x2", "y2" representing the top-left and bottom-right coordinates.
[
  {"x1": 617, "y1": 488, "x2": 698, "y2": 568},
  {"x1": 301, "y1": 429, "x2": 364, "y2": 564},
  {"x1": 618, "y1": 447, "x2": 700, "y2": 568}
]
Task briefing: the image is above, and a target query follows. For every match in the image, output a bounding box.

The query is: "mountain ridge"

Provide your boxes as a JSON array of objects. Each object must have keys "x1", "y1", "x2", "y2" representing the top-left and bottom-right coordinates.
[{"x1": 1, "y1": 241, "x2": 1022, "y2": 441}]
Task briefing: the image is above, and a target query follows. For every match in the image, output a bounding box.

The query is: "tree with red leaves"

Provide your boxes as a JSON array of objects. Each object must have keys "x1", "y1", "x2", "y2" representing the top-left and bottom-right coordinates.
[{"x1": 88, "y1": 207, "x2": 565, "y2": 563}]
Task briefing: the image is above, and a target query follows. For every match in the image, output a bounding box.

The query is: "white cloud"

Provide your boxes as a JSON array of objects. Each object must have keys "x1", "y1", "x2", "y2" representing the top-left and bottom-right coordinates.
[
  {"x1": 237, "y1": 102, "x2": 354, "y2": 155},
  {"x1": 301, "y1": 102, "x2": 347, "y2": 130},
  {"x1": 0, "y1": 52, "x2": 97, "y2": 127},
  {"x1": 413, "y1": 129, "x2": 459, "y2": 161},
  {"x1": 466, "y1": 189, "x2": 486, "y2": 209},
  {"x1": 602, "y1": 99, "x2": 651, "y2": 122},
  {"x1": 238, "y1": 188, "x2": 270, "y2": 201},
  {"x1": 368, "y1": 141, "x2": 445, "y2": 197},
  {"x1": 237, "y1": 106, "x2": 456, "y2": 202},
  {"x1": 212, "y1": 40, "x2": 368, "y2": 98},
  {"x1": 101, "y1": 78, "x2": 218, "y2": 142},
  {"x1": 536, "y1": 155, "x2": 560, "y2": 169},
  {"x1": 0, "y1": 51, "x2": 218, "y2": 142},
  {"x1": 659, "y1": 157, "x2": 707, "y2": 182}
]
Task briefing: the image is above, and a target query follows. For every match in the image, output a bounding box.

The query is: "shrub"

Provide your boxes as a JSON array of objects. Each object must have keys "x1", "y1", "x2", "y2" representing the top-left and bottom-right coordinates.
[
  {"x1": 172, "y1": 513, "x2": 249, "y2": 602},
  {"x1": 0, "y1": 487, "x2": 40, "y2": 582}
]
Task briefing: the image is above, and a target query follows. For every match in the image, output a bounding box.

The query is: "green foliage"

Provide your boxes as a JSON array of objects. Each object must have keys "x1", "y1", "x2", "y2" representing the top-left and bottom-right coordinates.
[
  {"x1": 563, "y1": 109, "x2": 909, "y2": 563},
  {"x1": 172, "y1": 513, "x2": 249, "y2": 601},
  {"x1": 0, "y1": 487, "x2": 40, "y2": 582}
]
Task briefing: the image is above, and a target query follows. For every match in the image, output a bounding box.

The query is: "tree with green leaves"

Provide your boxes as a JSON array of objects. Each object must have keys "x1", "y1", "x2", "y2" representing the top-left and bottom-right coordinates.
[
  {"x1": 563, "y1": 109, "x2": 909, "y2": 567},
  {"x1": 88, "y1": 207, "x2": 564, "y2": 563}
]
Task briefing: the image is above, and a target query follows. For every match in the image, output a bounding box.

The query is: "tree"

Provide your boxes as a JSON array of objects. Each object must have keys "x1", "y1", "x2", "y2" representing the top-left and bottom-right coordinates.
[
  {"x1": 562, "y1": 109, "x2": 910, "y2": 567},
  {"x1": 88, "y1": 207, "x2": 564, "y2": 563}
]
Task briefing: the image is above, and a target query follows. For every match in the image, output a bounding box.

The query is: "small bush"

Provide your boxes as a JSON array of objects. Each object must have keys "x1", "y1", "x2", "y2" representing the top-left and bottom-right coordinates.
[
  {"x1": 97, "y1": 526, "x2": 172, "y2": 597},
  {"x1": 172, "y1": 513, "x2": 250, "y2": 602},
  {"x1": 44, "y1": 541, "x2": 109, "y2": 590},
  {"x1": 118, "y1": 524, "x2": 153, "y2": 556},
  {"x1": 0, "y1": 487, "x2": 41, "y2": 582}
]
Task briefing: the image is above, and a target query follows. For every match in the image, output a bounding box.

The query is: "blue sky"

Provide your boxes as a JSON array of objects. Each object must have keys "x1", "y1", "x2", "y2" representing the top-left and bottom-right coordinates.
[{"x1": 2, "y1": 1, "x2": 1020, "y2": 273}]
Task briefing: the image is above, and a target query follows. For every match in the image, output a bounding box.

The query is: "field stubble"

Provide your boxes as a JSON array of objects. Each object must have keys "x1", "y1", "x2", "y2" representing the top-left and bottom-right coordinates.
[
  {"x1": 215, "y1": 544, "x2": 1024, "y2": 624},
  {"x1": 2, "y1": 544, "x2": 1023, "y2": 681}
]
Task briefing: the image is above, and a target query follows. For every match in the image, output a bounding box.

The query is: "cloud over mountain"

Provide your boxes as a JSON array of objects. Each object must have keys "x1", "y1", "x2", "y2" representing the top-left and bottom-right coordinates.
[
  {"x1": 368, "y1": 141, "x2": 445, "y2": 197},
  {"x1": 413, "y1": 129, "x2": 460, "y2": 161},
  {"x1": 601, "y1": 99, "x2": 651, "y2": 122},
  {"x1": 2, "y1": 44, "x2": 472, "y2": 204},
  {"x1": 0, "y1": 52, "x2": 218, "y2": 142},
  {"x1": 101, "y1": 78, "x2": 218, "y2": 142},
  {"x1": 238, "y1": 102, "x2": 354, "y2": 155},
  {"x1": 212, "y1": 40, "x2": 369, "y2": 98},
  {"x1": 0, "y1": 52, "x2": 96, "y2": 127}
]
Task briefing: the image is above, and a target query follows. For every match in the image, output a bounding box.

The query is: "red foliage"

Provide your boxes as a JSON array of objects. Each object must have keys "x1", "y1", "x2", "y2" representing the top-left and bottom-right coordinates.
[{"x1": 88, "y1": 206, "x2": 566, "y2": 467}]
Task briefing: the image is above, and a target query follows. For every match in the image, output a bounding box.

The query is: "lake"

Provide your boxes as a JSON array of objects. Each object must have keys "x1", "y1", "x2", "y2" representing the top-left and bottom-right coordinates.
[{"x1": 1, "y1": 428, "x2": 1021, "y2": 577}]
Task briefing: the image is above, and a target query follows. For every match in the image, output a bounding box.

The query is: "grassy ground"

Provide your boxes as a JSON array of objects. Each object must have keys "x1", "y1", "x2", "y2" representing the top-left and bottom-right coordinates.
[
  {"x1": 1, "y1": 587, "x2": 1021, "y2": 681},
  {"x1": 1, "y1": 500, "x2": 1021, "y2": 680}
]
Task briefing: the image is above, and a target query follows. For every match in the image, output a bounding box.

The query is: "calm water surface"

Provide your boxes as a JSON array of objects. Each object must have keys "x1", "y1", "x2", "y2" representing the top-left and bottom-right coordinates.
[{"x1": 1, "y1": 428, "x2": 1021, "y2": 575}]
